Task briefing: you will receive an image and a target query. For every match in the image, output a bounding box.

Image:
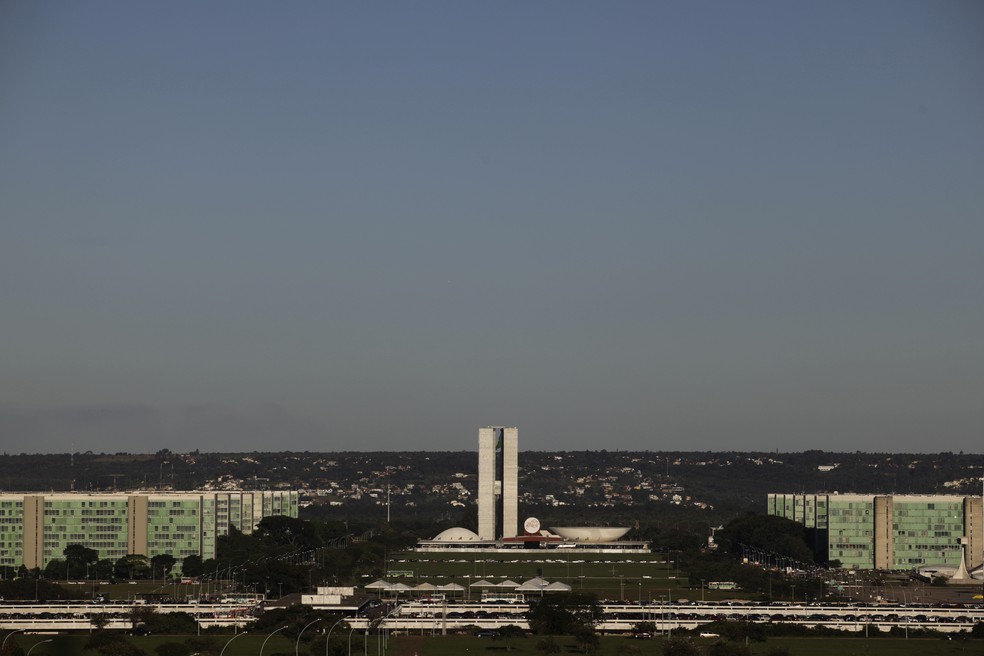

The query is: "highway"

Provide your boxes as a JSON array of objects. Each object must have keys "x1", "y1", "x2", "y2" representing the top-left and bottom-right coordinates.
[
  {"x1": 0, "y1": 602, "x2": 256, "y2": 631},
  {"x1": 2, "y1": 598, "x2": 982, "y2": 635},
  {"x1": 359, "y1": 599, "x2": 984, "y2": 634}
]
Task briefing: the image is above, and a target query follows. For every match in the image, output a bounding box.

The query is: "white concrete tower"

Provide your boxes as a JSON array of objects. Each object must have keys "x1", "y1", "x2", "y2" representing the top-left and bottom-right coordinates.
[
  {"x1": 477, "y1": 426, "x2": 519, "y2": 540},
  {"x1": 501, "y1": 427, "x2": 519, "y2": 539},
  {"x1": 477, "y1": 427, "x2": 497, "y2": 540}
]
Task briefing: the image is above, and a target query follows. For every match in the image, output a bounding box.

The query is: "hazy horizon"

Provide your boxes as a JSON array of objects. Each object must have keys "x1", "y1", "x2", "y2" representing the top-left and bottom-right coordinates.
[{"x1": 2, "y1": 2, "x2": 982, "y2": 454}]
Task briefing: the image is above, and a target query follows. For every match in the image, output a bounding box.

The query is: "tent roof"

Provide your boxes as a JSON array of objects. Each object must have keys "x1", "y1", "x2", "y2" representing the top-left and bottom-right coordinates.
[
  {"x1": 436, "y1": 583, "x2": 466, "y2": 591},
  {"x1": 544, "y1": 581, "x2": 572, "y2": 591}
]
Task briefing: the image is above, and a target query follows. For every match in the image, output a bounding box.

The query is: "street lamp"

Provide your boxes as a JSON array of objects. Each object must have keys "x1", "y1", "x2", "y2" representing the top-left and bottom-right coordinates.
[
  {"x1": 261, "y1": 625, "x2": 289, "y2": 656},
  {"x1": 325, "y1": 617, "x2": 347, "y2": 656},
  {"x1": 2, "y1": 629, "x2": 27, "y2": 653},
  {"x1": 26, "y1": 640, "x2": 53, "y2": 656},
  {"x1": 348, "y1": 625, "x2": 358, "y2": 656},
  {"x1": 297, "y1": 618, "x2": 323, "y2": 656},
  {"x1": 218, "y1": 630, "x2": 247, "y2": 656},
  {"x1": 365, "y1": 616, "x2": 387, "y2": 656}
]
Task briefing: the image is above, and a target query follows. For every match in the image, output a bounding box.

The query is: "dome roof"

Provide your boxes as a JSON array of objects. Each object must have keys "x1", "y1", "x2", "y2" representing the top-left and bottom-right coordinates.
[
  {"x1": 549, "y1": 526, "x2": 630, "y2": 542},
  {"x1": 433, "y1": 527, "x2": 481, "y2": 541}
]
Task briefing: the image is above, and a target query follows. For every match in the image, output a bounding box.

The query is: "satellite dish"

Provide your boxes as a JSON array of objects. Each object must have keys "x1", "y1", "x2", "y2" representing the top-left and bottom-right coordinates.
[{"x1": 524, "y1": 517, "x2": 541, "y2": 534}]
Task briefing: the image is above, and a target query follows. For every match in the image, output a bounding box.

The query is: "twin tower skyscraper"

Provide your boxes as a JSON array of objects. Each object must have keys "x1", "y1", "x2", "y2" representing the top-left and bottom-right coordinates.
[{"x1": 477, "y1": 426, "x2": 519, "y2": 540}]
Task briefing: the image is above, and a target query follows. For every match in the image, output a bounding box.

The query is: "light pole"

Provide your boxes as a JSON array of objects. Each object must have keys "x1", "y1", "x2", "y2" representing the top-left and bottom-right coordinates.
[
  {"x1": 297, "y1": 618, "x2": 323, "y2": 656},
  {"x1": 26, "y1": 639, "x2": 53, "y2": 656},
  {"x1": 365, "y1": 616, "x2": 386, "y2": 656},
  {"x1": 326, "y1": 617, "x2": 347, "y2": 656},
  {"x1": 218, "y1": 630, "x2": 247, "y2": 656},
  {"x1": 364, "y1": 622, "x2": 374, "y2": 656},
  {"x1": 2, "y1": 628, "x2": 28, "y2": 653},
  {"x1": 347, "y1": 625, "x2": 358, "y2": 656},
  {"x1": 261, "y1": 625, "x2": 289, "y2": 656}
]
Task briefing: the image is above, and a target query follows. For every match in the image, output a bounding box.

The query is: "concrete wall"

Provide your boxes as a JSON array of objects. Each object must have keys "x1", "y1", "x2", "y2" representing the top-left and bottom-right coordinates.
[
  {"x1": 22, "y1": 495, "x2": 43, "y2": 570},
  {"x1": 477, "y1": 427, "x2": 496, "y2": 540},
  {"x1": 128, "y1": 495, "x2": 149, "y2": 558},
  {"x1": 502, "y1": 427, "x2": 519, "y2": 539},
  {"x1": 966, "y1": 497, "x2": 983, "y2": 570},
  {"x1": 873, "y1": 496, "x2": 893, "y2": 570}
]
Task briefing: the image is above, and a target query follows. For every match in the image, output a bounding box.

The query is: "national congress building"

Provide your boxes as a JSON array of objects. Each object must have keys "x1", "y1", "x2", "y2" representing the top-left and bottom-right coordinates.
[
  {"x1": 478, "y1": 426, "x2": 518, "y2": 540},
  {"x1": 0, "y1": 490, "x2": 298, "y2": 570}
]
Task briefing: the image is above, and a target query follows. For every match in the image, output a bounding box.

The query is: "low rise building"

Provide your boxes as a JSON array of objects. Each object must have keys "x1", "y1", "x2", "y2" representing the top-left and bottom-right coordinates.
[
  {"x1": 0, "y1": 490, "x2": 298, "y2": 569},
  {"x1": 768, "y1": 493, "x2": 982, "y2": 571}
]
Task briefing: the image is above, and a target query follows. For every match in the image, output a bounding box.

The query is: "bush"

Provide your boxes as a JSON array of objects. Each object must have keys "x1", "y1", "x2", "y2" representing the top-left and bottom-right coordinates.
[
  {"x1": 154, "y1": 644, "x2": 192, "y2": 656},
  {"x1": 663, "y1": 637, "x2": 700, "y2": 656},
  {"x1": 707, "y1": 641, "x2": 751, "y2": 656}
]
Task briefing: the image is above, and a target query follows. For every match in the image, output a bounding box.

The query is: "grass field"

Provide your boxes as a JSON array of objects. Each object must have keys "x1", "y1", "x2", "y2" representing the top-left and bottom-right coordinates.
[
  {"x1": 387, "y1": 635, "x2": 984, "y2": 656},
  {"x1": 8, "y1": 633, "x2": 982, "y2": 656},
  {"x1": 385, "y1": 551, "x2": 730, "y2": 602},
  {"x1": 387, "y1": 550, "x2": 708, "y2": 601},
  {"x1": 5, "y1": 632, "x2": 298, "y2": 656}
]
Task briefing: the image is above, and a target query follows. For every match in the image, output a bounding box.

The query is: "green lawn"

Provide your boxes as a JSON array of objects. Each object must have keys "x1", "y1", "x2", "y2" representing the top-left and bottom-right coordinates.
[
  {"x1": 394, "y1": 635, "x2": 984, "y2": 656},
  {"x1": 6, "y1": 632, "x2": 982, "y2": 656},
  {"x1": 4, "y1": 633, "x2": 296, "y2": 656},
  {"x1": 384, "y1": 552, "x2": 722, "y2": 602}
]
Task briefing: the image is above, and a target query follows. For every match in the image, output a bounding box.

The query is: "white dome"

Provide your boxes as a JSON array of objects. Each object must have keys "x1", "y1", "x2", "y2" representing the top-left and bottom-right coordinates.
[
  {"x1": 549, "y1": 526, "x2": 630, "y2": 542},
  {"x1": 433, "y1": 527, "x2": 481, "y2": 541}
]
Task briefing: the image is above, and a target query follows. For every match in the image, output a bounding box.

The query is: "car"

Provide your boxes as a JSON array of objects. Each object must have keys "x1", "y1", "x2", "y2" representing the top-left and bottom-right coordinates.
[{"x1": 475, "y1": 630, "x2": 499, "y2": 638}]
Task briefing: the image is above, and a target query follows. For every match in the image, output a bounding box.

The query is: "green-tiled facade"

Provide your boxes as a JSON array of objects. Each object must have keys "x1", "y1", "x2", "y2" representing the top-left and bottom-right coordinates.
[
  {"x1": 0, "y1": 498, "x2": 24, "y2": 567},
  {"x1": 147, "y1": 498, "x2": 203, "y2": 560},
  {"x1": 44, "y1": 497, "x2": 130, "y2": 564},
  {"x1": 891, "y1": 498, "x2": 965, "y2": 568},
  {"x1": 768, "y1": 493, "x2": 982, "y2": 571},
  {"x1": 0, "y1": 490, "x2": 298, "y2": 569},
  {"x1": 827, "y1": 496, "x2": 874, "y2": 569}
]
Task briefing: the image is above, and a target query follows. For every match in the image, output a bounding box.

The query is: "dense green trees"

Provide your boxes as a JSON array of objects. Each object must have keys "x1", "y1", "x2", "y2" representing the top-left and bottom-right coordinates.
[
  {"x1": 527, "y1": 593, "x2": 603, "y2": 636},
  {"x1": 114, "y1": 554, "x2": 151, "y2": 580},
  {"x1": 180, "y1": 554, "x2": 203, "y2": 577},
  {"x1": 150, "y1": 554, "x2": 176, "y2": 579},
  {"x1": 717, "y1": 514, "x2": 814, "y2": 564},
  {"x1": 64, "y1": 544, "x2": 99, "y2": 577}
]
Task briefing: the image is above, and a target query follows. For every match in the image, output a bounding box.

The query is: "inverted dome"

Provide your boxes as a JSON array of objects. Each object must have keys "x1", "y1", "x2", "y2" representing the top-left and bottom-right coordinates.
[
  {"x1": 433, "y1": 527, "x2": 481, "y2": 541},
  {"x1": 549, "y1": 526, "x2": 630, "y2": 542}
]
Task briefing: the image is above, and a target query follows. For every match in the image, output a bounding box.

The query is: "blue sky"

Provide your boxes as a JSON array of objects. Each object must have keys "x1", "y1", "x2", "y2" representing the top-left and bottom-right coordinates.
[{"x1": 1, "y1": 1, "x2": 982, "y2": 453}]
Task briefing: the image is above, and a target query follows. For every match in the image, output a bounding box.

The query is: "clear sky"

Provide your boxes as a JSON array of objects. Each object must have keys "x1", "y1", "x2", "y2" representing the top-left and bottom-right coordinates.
[{"x1": 1, "y1": 1, "x2": 982, "y2": 454}]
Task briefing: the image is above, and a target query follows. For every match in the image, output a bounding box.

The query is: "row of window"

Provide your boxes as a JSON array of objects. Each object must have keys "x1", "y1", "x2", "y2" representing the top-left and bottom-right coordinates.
[
  {"x1": 45, "y1": 501, "x2": 117, "y2": 508},
  {"x1": 895, "y1": 530, "x2": 961, "y2": 538}
]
